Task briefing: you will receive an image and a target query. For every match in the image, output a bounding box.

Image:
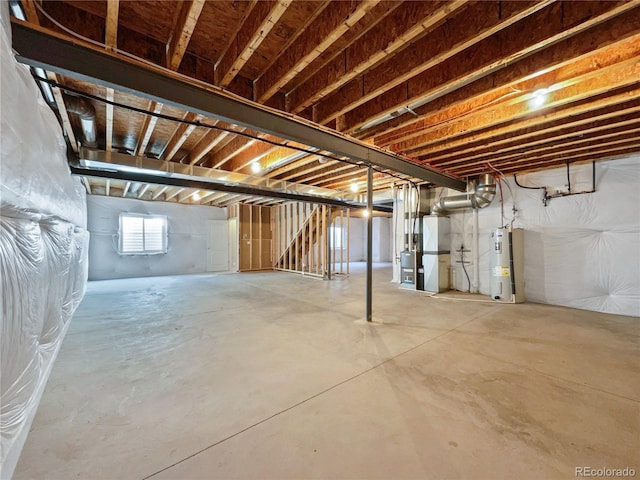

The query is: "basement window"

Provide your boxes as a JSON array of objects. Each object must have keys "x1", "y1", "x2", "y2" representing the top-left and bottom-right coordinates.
[{"x1": 119, "y1": 213, "x2": 168, "y2": 255}]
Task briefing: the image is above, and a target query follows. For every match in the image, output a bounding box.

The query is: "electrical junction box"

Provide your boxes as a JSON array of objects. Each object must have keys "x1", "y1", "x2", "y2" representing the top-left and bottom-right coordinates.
[{"x1": 489, "y1": 228, "x2": 525, "y2": 303}]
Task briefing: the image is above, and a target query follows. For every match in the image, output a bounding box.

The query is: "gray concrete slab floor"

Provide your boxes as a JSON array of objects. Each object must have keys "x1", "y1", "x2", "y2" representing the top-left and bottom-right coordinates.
[{"x1": 14, "y1": 263, "x2": 640, "y2": 479}]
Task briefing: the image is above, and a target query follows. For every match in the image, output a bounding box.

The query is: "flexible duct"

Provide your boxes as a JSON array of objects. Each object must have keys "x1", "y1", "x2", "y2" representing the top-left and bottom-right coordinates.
[
  {"x1": 431, "y1": 174, "x2": 496, "y2": 215},
  {"x1": 64, "y1": 95, "x2": 97, "y2": 148}
]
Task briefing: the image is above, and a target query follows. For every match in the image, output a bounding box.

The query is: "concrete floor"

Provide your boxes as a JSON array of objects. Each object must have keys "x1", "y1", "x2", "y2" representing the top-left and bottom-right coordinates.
[{"x1": 15, "y1": 263, "x2": 639, "y2": 479}]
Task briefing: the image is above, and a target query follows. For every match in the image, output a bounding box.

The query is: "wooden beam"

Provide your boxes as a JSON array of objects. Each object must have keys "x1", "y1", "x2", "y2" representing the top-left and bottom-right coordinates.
[
  {"x1": 20, "y1": 0, "x2": 39, "y2": 24},
  {"x1": 105, "y1": 88, "x2": 114, "y2": 151},
  {"x1": 216, "y1": 0, "x2": 292, "y2": 88},
  {"x1": 373, "y1": 31, "x2": 640, "y2": 147},
  {"x1": 105, "y1": 179, "x2": 111, "y2": 196},
  {"x1": 347, "y1": 4, "x2": 640, "y2": 134},
  {"x1": 197, "y1": 190, "x2": 218, "y2": 203},
  {"x1": 161, "y1": 112, "x2": 204, "y2": 160},
  {"x1": 217, "y1": 194, "x2": 245, "y2": 207},
  {"x1": 177, "y1": 189, "x2": 199, "y2": 203},
  {"x1": 267, "y1": 153, "x2": 322, "y2": 177},
  {"x1": 122, "y1": 181, "x2": 130, "y2": 197},
  {"x1": 202, "y1": 192, "x2": 228, "y2": 205},
  {"x1": 280, "y1": 161, "x2": 350, "y2": 183},
  {"x1": 320, "y1": 171, "x2": 391, "y2": 190},
  {"x1": 429, "y1": 117, "x2": 640, "y2": 170},
  {"x1": 277, "y1": 159, "x2": 338, "y2": 181},
  {"x1": 313, "y1": 0, "x2": 554, "y2": 125},
  {"x1": 225, "y1": 143, "x2": 283, "y2": 172},
  {"x1": 429, "y1": 106, "x2": 640, "y2": 180},
  {"x1": 165, "y1": 187, "x2": 185, "y2": 202},
  {"x1": 229, "y1": 140, "x2": 314, "y2": 173},
  {"x1": 460, "y1": 143, "x2": 640, "y2": 177},
  {"x1": 152, "y1": 186, "x2": 169, "y2": 200},
  {"x1": 136, "y1": 101, "x2": 164, "y2": 156},
  {"x1": 105, "y1": 0, "x2": 119, "y2": 51},
  {"x1": 208, "y1": 136, "x2": 261, "y2": 169},
  {"x1": 137, "y1": 184, "x2": 150, "y2": 199},
  {"x1": 82, "y1": 177, "x2": 92, "y2": 194},
  {"x1": 167, "y1": 0, "x2": 206, "y2": 71},
  {"x1": 286, "y1": 0, "x2": 468, "y2": 114},
  {"x1": 186, "y1": 129, "x2": 230, "y2": 165},
  {"x1": 319, "y1": 1, "x2": 636, "y2": 130},
  {"x1": 420, "y1": 100, "x2": 640, "y2": 174},
  {"x1": 103, "y1": 1, "x2": 119, "y2": 153},
  {"x1": 21, "y1": 4, "x2": 82, "y2": 152},
  {"x1": 14, "y1": 19, "x2": 465, "y2": 190},
  {"x1": 254, "y1": 0, "x2": 381, "y2": 103},
  {"x1": 450, "y1": 132, "x2": 640, "y2": 176},
  {"x1": 409, "y1": 85, "x2": 640, "y2": 159},
  {"x1": 312, "y1": 166, "x2": 378, "y2": 187},
  {"x1": 393, "y1": 58, "x2": 640, "y2": 154}
]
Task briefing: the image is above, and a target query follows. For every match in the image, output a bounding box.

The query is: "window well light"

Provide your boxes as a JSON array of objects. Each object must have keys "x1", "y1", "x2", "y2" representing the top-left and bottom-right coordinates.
[
  {"x1": 350, "y1": 183, "x2": 359, "y2": 192},
  {"x1": 529, "y1": 88, "x2": 549, "y2": 109},
  {"x1": 251, "y1": 162, "x2": 261, "y2": 174}
]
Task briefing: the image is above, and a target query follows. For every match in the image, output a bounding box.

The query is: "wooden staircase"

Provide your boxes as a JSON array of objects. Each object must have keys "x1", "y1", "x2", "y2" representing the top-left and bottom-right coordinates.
[{"x1": 273, "y1": 203, "x2": 329, "y2": 277}]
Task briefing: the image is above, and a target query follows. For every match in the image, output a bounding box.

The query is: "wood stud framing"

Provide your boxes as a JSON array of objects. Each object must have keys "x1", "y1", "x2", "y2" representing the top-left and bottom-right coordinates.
[{"x1": 12, "y1": 0, "x2": 640, "y2": 203}]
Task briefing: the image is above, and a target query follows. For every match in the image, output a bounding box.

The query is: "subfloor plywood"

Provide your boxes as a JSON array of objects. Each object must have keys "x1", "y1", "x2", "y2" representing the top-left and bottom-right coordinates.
[{"x1": 14, "y1": 263, "x2": 640, "y2": 479}]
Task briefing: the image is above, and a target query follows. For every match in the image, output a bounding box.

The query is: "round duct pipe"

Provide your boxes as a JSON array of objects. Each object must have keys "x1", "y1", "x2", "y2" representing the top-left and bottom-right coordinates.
[
  {"x1": 64, "y1": 95, "x2": 98, "y2": 148},
  {"x1": 430, "y1": 174, "x2": 496, "y2": 215}
]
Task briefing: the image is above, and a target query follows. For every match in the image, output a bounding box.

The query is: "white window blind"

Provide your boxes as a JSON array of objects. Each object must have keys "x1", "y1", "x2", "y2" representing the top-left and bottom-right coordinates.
[{"x1": 119, "y1": 213, "x2": 167, "y2": 255}]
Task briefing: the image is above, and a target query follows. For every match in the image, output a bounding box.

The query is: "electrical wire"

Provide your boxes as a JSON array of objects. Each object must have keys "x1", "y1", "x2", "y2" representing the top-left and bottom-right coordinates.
[
  {"x1": 31, "y1": 1, "x2": 179, "y2": 77},
  {"x1": 376, "y1": 88, "x2": 522, "y2": 144},
  {"x1": 513, "y1": 174, "x2": 549, "y2": 207},
  {"x1": 460, "y1": 248, "x2": 471, "y2": 292},
  {"x1": 36, "y1": 76, "x2": 421, "y2": 189},
  {"x1": 27, "y1": 1, "x2": 427, "y2": 191},
  {"x1": 487, "y1": 162, "x2": 517, "y2": 228}
]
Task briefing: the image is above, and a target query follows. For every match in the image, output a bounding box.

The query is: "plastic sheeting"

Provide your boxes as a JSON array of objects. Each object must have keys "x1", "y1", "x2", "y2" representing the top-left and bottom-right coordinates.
[
  {"x1": 0, "y1": 1, "x2": 89, "y2": 476},
  {"x1": 86, "y1": 195, "x2": 227, "y2": 280},
  {"x1": 447, "y1": 156, "x2": 640, "y2": 316}
]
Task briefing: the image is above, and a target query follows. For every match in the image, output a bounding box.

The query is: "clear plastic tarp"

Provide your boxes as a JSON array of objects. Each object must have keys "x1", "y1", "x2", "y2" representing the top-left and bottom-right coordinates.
[
  {"x1": 447, "y1": 156, "x2": 640, "y2": 317},
  {"x1": 0, "y1": 2, "x2": 89, "y2": 477}
]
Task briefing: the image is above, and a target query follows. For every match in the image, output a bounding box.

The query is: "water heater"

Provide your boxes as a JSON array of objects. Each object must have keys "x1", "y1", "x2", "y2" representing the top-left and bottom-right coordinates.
[{"x1": 490, "y1": 228, "x2": 525, "y2": 303}]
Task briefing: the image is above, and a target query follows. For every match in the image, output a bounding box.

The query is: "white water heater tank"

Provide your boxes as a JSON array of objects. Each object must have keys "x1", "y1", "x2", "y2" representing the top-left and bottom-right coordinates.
[{"x1": 489, "y1": 228, "x2": 525, "y2": 303}]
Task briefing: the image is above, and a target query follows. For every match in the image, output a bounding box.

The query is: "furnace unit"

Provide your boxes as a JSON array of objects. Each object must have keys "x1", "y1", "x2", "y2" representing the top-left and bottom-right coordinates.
[
  {"x1": 490, "y1": 228, "x2": 525, "y2": 303},
  {"x1": 422, "y1": 216, "x2": 450, "y2": 293}
]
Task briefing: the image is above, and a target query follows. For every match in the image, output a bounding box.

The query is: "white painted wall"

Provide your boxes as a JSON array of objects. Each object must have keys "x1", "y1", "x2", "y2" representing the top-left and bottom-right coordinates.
[
  {"x1": 87, "y1": 195, "x2": 227, "y2": 280},
  {"x1": 373, "y1": 217, "x2": 392, "y2": 262},
  {"x1": 340, "y1": 216, "x2": 392, "y2": 262},
  {"x1": 446, "y1": 155, "x2": 639, "y2": 316}
]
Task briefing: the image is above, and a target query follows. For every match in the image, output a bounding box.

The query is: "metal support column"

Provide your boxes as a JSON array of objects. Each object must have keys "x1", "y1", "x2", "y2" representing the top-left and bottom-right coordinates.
[
  {"x1": 366, "y1": 166, "x2": 373, "y2": 322},
  {"x1": 327, "y1": 209, "x2": 332, "y2": 280}
]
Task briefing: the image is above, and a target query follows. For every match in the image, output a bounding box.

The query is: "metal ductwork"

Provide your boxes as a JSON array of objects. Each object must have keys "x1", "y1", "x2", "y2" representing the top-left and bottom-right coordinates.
[
  {"x1": 64, "y1": 95, "x2": 97, "y2": 148},
  {"x1": 431, "y1": 174, "x2": 496, "y2": 215}
]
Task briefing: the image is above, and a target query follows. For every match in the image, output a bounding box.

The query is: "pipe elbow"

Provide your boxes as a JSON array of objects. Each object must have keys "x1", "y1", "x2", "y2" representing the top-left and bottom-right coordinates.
[
  {"x1": 65, "y1": 96, "x2": 95, "y2": 120},
  {"x1": 474, "y1": 185, "x2": 496, "y2": 208},
  {"x1": 64, "y1": 95, "x2": 98, "y2": 148},
  {"x1": 429, "y1": 174, "x2": 497, "y2": 214}
]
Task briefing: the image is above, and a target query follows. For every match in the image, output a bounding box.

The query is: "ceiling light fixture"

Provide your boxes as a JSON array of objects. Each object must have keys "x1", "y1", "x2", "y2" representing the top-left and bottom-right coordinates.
[
  {"x1": 251, "y1": 162, "x2": 261, "y2": 174},
  {"x1": 362, "y1": 209, "x2": 370, "y2": 218},
  {"x1": 192, "y1": 191, "x2": 201, "y2": 201},
  {"x1": 350, "y1": 183, "x2": 359, "y2": 192},
  {"x1": 529, "y1": 88, "x2": 549, "y2": 109}
]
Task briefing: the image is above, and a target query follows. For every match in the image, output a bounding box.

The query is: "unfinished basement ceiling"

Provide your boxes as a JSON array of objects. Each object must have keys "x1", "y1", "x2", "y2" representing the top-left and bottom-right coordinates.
[{"x1": 10, "y1": 0, "x2": 640, "y2": 207}]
